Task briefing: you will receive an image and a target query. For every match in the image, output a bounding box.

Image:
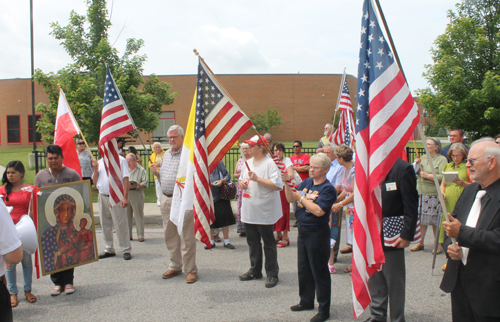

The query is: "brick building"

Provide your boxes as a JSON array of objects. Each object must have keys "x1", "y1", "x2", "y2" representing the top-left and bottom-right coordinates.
[{"x1": 0, "y1": 73, "x2": 359, "y2": 149}]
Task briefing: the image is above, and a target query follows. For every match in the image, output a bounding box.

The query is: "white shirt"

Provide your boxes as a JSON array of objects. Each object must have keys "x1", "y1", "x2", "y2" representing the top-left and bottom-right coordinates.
[
  {"x1": 240, "y1": 155, "x2": 284, "y2": 225},
  {"x1": 326, "y1": 158, "x2": 345, "y2": 187},
  {"x1": 94, "y1": 156, "x2": 130, "y2": 195},
  {"x1": 0, "y1": 199, "x2": 21, "y2": 276}
]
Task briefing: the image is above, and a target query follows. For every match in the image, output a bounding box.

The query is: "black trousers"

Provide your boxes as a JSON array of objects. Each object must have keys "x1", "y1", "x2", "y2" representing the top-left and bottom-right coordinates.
[
  {"x1": 0, "y1": 276, "x2": 13, "y2": 322},
  {"x1": 451, "y1": 265, "x2": 500, "y2": 322},
  {"x1": 297, "y1": 223, "x2": 331, "y2": 313},
  {"x1": 244, "y1": 223, "x2": 279, "y2": 277},
  {"x1": 50, "y1": 268, "x2": 74, "y2": 287}
]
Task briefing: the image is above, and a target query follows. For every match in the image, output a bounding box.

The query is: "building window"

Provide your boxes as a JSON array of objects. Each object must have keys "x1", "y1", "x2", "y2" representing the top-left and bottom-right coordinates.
[
  {"x1": 7, "y1": 115, "x2": 21, "y2": 143},
  {"x1": 28, "y1": 115, "x2": 42, "y2": 143}
]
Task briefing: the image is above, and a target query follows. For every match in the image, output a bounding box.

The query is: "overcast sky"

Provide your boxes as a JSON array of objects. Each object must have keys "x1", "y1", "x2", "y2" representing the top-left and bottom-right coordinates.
[{"x1": 1, "y1": 0, "x2": 459, "y2": 93}]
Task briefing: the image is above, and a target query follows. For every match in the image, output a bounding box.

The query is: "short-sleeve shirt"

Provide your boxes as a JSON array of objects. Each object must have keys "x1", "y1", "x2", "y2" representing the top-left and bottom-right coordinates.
[
  {"x1": 159, "y1": 147, "x2": 182, "y2": 195},
  {"x1": 0, "y1": 184, "x2": 34, "y2": 224},
  {"x1": 95, "y1": 157, "x2": 130, "y2": 195},
  {"x1": 240, "y1": 156, "x2": 284, "y2": 225},
  {"x1": 326, "y1": 159, "x2": 345, "y2": 188},
  {"x1": 35, "y1": 166, "x2": 81, "y2": 188},
  {"x1": 78, "y1": 150, "x2": 93, "y2": 177},
  {"x1": 0, "y1": 199, "x2": 22, "y2": 276},
  {"x1": 129, "y1": 165, "x2": 148, "y2": 188},
  {"x1": 290, "y1": 153, "x2": 311, "y2": 181},
  {"x1": 295, "y1": 178, "x2": 336, "y2": 226},
  {"x1": 341, "y1": 164, "x2": 355, "y2": 209}
]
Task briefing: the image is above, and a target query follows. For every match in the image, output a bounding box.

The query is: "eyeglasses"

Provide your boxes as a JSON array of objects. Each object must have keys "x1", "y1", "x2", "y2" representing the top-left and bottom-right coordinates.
[
  {"x1": 496, "y1": 141, "x2": 500, "y2": 145},
  {"x1": 310, "y1": 166, "x2": 323, "y2": 170},
  {"x1": 168, "y1": 136, "x2": 180, "y2": 140},
  {"x1": 465, "y1": 157, "x2": 491, "y2": 165},
  {"x1": 293, "y1": 145, "x2": 300, "y2": 148}
]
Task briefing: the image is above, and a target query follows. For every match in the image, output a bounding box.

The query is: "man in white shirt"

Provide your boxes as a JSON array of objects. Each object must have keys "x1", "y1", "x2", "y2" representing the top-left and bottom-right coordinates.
[
  {"x1": 92, "y1": 156, "x2": 132, "y2": 260},
  {"x1": 0, "y1": 199, "x2": 23, "y2": 321},
  {"x1": 239, "y1": 135, "x2": 284, "y2": 288}
]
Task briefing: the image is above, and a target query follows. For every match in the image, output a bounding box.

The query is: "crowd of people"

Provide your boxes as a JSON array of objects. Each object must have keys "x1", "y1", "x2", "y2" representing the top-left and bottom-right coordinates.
[{"x1": 2, "y1": 125, "x2": 500, "y2": 322}]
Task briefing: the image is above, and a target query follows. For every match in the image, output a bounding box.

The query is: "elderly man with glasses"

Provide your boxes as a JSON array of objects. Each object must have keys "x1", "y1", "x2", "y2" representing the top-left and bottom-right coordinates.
[{"x1": 441, "y1": 139, "x2": 500, "y2": 321}]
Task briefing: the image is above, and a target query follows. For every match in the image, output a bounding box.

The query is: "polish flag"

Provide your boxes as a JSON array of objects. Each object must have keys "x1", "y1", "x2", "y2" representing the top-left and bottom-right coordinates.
[{"x1": 53, "y1": 88, "x2": 82, "y2": 178}]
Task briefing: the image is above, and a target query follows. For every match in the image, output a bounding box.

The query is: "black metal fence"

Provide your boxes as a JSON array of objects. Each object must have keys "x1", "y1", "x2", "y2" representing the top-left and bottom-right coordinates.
[{"x1": 34, "y1": 147, "x2": 425, "y2": 184}]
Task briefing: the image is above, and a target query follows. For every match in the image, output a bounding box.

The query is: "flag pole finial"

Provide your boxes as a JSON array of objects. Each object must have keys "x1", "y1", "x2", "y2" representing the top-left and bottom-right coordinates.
[
  {"x1": 193, "y1": 49, "x2": 200, "y2": 56},
  {"x1": 57, "y1": 83, "x2": 62, "y2": 90}
]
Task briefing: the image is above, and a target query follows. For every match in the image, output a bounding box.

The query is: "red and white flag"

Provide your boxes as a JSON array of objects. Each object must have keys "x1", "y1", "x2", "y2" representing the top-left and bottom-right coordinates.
[
  {"x1": 54, "y1": 88, "x2": 82, "y2": 178},
  {"x1": 331, "y1": 78, "x2": 356, "y2": 148},
  {"x1": 98, "y1": 66, "x2": 134, "y2": 207},
  {"x1": 352, "y1": 0, "x2": 420, "y2": 318}
]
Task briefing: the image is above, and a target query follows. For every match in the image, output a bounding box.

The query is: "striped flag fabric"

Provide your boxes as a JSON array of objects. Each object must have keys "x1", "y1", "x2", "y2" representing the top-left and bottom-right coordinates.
[
  {"x1": 98, "y1": 66, "x2": 134, "y2": 207},
  {"x1": 331, "y1": 79, "x2": 356, "y2": 148},
  {"x1": 352, "y1": 0, "x2": 420, "y2": 318},
  {"x1": 170, "y1": 58, "x2": 253, "y2": 248}
]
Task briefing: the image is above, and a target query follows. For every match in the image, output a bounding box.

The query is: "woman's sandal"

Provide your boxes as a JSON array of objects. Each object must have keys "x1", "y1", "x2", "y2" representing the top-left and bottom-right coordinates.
[
  {"x1": 275, "y1": 235, "x2": 282, "y2": 244},
  {"x1": 277, "y1": 238, "x2": 289, "y2": 248},
  {"x1": 25, "y1": 291, "x2": 37, "y2": 303},
  {"x1": 344, "y1": 265, "x2": 353, "y2": 274},
  {"x1": 11, "y1": 294, "x2": 18, "y2": 307}
]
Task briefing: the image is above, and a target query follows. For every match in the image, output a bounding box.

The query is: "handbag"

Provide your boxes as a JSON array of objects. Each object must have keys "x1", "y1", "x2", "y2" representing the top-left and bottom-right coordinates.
[{"x1": 219, "y1": 170, "x2": 237, "y2": 200}]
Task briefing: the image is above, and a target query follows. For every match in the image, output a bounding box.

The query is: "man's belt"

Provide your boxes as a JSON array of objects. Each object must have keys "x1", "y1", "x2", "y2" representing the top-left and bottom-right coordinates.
[
  {"x1": 129, "y1": 188, "x2": 137, "y2": 190},
  {"x1": 163, "y1": 192, "x2": 173, "y2": 197},
  {"x1": 101, "y1": 194, "x2": 109, "y2": 197}
]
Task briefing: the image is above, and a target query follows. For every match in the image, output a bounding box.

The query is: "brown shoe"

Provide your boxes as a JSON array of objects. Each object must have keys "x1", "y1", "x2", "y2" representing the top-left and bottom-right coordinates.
[
  {"x1": 340, "y1": 246, "x2": 352, "y2": 254},
  {"x1": 410, "y1": 243, "x2": 424, "y2": 252},
  {"x1": 162, "y1": 269, "x2": 182, "y2": 279},
  {"x1": 186, "y1": 272, "x2": 198, "y2": 284}
]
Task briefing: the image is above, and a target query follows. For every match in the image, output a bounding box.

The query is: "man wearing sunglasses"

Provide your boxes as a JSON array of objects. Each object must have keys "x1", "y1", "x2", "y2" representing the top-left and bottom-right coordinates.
[
  {"x1": 441, "y1": 139, "x2": 500, "y2": 321},
  {"x1": 290, "y1": 141, "x2": 310, "y2": 181}
]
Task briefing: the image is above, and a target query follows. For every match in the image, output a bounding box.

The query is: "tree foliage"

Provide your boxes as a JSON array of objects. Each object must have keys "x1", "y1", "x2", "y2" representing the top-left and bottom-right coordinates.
[
  {"x1": 249, "y1": 109, "x2": 282, "y2": 133},
  {"x1": 34, "y1": 0, "x2": 177, "y2": 144},
  {"x1": 416, "y1": 0, "x2": 500, "y2": 140}
]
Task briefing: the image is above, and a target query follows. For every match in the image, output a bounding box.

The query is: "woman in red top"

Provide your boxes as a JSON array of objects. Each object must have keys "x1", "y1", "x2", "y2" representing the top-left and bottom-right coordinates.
[{"x1": 0, "y1": 161, "x2": 37, "y2": 307}]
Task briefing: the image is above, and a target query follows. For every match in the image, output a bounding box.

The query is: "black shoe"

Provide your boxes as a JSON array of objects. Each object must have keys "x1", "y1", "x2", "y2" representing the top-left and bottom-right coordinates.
[
  {"x1": 204, "y1": 243, "x2": 216, "y2": 250},
  {"x1": 239, "y1": 270, "x2": 263, "y2": 281},
  {"x1": 123, "y1": 253, "x2": 132, "y2": 260},
  {"x1": 290, "y1": 304, "x2": 314, "y2": 311},
  {"x1": 310, "y1": 312, "x2": 330, "y2": 322},
  {"x1": 224, "y1": 243, "x2": 235, "y2": 249},
  {"x1": 239, "y1": 232, "x2": 246, "y2": 237},
  {"x1": 293, "y1": 221, "x2": 298, "y2": 227},
  {"x1": 265, "y1": 276, "x2": 279, "y2": 288},
  {"x1": 363, "y1": 318, "x2": 385, "y2": 322},
  {"x1": 98, "y1": 252, "x2": 116, "y2": 259}
]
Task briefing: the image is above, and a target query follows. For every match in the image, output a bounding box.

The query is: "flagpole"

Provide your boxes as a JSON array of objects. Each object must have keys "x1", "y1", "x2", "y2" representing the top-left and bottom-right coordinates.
[
  {"x1": 371, "y1": 0, "x2": 454, "y2": 248},
  {"x1": 105, "y1": 64, "x2": 151, "y2": 162},
  {"x1": 332, "y1": 68, "x2": 346, "y2": 129},
  {"x1": 57, "y1": 84, "x2": 95, "y2": 160}
]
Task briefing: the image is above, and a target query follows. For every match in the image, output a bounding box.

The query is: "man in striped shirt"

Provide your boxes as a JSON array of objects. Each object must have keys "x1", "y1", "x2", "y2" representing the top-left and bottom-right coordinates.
[{"x1": 150, "y1": 125, "x2": 198, "y2": 284}]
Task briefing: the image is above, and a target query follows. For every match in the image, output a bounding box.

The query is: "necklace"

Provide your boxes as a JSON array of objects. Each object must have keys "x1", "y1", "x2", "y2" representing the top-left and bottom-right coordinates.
[{"x1": 49, "y1": 168, "x2": 61, "y2": 183}]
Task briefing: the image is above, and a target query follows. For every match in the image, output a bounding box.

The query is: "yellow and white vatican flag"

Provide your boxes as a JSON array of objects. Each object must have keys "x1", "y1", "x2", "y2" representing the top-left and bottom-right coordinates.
[{"x1": 169, "y1": 91, "x2": 197, "y2": 234}]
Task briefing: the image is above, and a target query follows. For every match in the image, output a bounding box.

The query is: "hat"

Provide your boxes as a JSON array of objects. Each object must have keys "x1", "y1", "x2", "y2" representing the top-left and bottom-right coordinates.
[
  {"x1": 244, "y1": 135, "x2": 266, "y2": 146},
  {"x1": 76, "y1": 139, "x2": 84, "y2": 144}
]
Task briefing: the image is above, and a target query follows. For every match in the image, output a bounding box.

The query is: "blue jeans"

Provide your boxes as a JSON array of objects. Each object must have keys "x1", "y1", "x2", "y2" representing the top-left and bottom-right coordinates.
[{"x1": 6, "y1": 251, "x2": 33, "y2": 294}]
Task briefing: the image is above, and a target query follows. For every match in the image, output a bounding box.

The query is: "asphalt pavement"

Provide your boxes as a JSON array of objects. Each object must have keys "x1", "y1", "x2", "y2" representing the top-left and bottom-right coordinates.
[{"x1": 10, "y1": 209, "x2": 452, "y2": 322}]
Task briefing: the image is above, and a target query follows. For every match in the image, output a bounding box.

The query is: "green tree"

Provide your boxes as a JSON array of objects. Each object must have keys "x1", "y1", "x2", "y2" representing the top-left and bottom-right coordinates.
[
  {"x1": 249, "y1": 109, "x2": 282, "y2": 133},
  {"x1": 34, "y1": 0, "x2": 177, "y2": 144},
  {"x1": 416, "y1": 1, "x2": 500, "y2": 140}
]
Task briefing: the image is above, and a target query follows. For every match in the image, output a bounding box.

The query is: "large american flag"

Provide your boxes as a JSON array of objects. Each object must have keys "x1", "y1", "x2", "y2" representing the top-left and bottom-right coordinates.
[
  {"x1": 98, "y1": 66, "x2": 134, "y2": 207},
  {"x1": 193, "y1": 58, "x2": 253, "y2": 245},
  {"x1": 332, "y1": 78, "x2": 356, "y2": 148},
  {"x1": 352, "y1": 0, "x2": 420, "y2": 317}
]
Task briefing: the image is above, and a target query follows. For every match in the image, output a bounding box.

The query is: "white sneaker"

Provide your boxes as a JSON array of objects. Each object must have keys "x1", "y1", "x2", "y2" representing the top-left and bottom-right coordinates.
[
  {"x1": 64, "y1": 284, "x2": 75, "y2": 294},
  {"x1": 51, "y1": 286, "x2": 62, "y2": 296}
]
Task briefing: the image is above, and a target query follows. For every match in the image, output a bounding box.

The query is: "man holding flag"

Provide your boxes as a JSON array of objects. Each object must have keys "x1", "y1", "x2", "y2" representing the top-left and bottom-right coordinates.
[
  {"x1": 353, "y1": 0, "x2": 420, "y2": 318},
  {"x1": 150, "y1": 125, "x2": 198, "y2": 284}
]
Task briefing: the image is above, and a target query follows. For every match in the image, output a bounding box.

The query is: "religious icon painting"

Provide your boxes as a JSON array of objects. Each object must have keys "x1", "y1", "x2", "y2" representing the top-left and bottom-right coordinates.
[{"x1": 37, "y1": 180, "x2": 98, "y2": 276}]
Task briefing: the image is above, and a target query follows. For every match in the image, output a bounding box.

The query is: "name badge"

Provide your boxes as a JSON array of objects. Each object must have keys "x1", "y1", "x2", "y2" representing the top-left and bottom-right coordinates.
[{"x1": 386, "y1": 182, "x2": 397, "y2": 191}]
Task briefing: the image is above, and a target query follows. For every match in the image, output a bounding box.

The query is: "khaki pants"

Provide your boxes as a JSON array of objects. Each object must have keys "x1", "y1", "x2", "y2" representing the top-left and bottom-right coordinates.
[
  {"x1": 160, "y1": 194, "x2": 197, "y2": 273},
  {"x1": 99, "y1": 194, "x2": 131, "y2": 254},
  {"x1": 127, "y1": 190, "x2": 145, "y2": 239}
]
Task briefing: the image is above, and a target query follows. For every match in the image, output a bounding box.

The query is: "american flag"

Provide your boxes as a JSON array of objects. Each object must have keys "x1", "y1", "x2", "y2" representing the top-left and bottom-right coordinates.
[
  {"x1": 192, "y1": 58, "x2": 253, "y2": 246},
  {"x1": 352, "y1": 0, "x2": 420, "y2": 317},
  {"x1": 383, "y1": 216, "x2": 422, "y2": 247},
  {"x1": 98, "y1": 66, "x2": 134, "y2": 207},
  {"x1": 331, "y1": 79, "x2": 356, "y2": 148}
]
